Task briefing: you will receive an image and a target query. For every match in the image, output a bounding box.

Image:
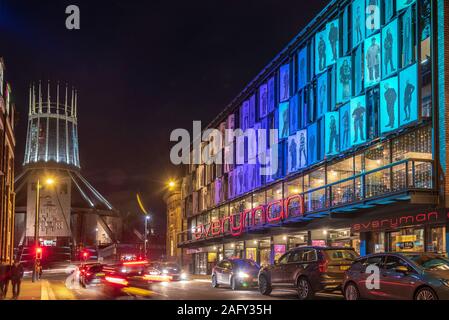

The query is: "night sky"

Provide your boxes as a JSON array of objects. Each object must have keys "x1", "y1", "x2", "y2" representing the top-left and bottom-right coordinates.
[{"x1": 0, "y1": 0, "x2": 329, "y2": 238}]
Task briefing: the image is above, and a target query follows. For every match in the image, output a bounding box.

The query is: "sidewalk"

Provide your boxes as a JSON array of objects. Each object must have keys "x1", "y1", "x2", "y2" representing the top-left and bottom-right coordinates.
[{"x1": 1, "y1": 278, "x2": 42, "y2": 300}]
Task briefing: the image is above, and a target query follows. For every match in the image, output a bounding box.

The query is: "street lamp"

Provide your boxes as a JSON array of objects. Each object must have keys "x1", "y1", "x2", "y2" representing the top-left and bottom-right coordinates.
[
  {"x1": 168, "y1": 180, "x2": 176, "y2": 190},
  {"x1": 144, "y1": 215, "x2": 151, "y2": 258},
  {"x1": 32, "y1": 175, "x2": 56, "y2": 282}
]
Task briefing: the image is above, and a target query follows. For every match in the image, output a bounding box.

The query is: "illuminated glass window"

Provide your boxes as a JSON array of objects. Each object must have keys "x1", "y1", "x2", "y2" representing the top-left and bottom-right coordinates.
[
  {"x1": 266, "y1": 183, "x2": 283, "y2": 203},
  {"x1": 327, "y1": 157, "x2": 354, "y2": 184},
  {"x1": 364, "y1": 142, "x2": 390, "y2": 171}
]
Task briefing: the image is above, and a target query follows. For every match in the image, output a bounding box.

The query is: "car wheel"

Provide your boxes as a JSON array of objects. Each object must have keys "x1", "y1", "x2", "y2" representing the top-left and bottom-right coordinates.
[
  {"x1": 211, "y1": 274, "x2": 219, "y2": 288},
  {"x1": 344, "y1": 282, "x2": 360, "y2": 301},
  {"x1": 258, "y1": 275, "x2": 272, "y2": 295},
  {"x1": 297, "y1": 277, "x2": 314, "y2": 300},
  {"x1": 415, "y1": 287, "x2": 438, "y2": 300},
  {"x1": 230, "y1": 276, "x2": 239, "y2": 291}
]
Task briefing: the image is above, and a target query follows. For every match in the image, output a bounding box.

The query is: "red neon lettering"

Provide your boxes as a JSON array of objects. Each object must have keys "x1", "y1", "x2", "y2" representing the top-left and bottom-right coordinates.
[
  {"x1": 193, "y1": 225, "x2": 203, "y2": 240},
  {"x1": 284, "y1": 195, "x2": 304, "y2": 219},
  {"x1": 266, "y1": 200, "x2": 284, "y2": 223},
  {"x1": 242, "y1": 209, "x2": 254, "y2": 228},
  {"x1": 231, "y1": 213, "x2": 244, "y2": 236},
  {"x1": 252, "y1": 205, "x2": 266, "y2": 226},
  {"x1": 211, "y1": 221, "x2": 221, "y2": 236}
]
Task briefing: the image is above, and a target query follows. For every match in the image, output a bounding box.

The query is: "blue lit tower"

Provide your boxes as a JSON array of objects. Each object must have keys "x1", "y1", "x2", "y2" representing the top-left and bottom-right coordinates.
[
  {"x1": 23, "y1": 81, "x2": 80, "y2": 167},
  {"x1": 14, "y1": 82, "x2": 120, "y2": 258}
]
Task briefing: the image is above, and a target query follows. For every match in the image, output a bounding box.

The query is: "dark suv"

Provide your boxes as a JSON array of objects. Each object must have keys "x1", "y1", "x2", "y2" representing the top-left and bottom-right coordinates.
[{"x1": 258, "y1": 246, "x2": 359, "y2": 299}]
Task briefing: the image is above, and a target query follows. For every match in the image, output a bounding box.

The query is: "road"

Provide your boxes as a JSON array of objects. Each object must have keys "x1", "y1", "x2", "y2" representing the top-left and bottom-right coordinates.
[{"x1": 37, "y1": 272, "x2": 343, "y2": 300}]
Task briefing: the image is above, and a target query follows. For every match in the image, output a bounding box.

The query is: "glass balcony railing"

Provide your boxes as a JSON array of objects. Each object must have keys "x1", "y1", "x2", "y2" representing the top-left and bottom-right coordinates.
[{"x1": 178, "y1": 158, "x2": 434, "y2": 245}]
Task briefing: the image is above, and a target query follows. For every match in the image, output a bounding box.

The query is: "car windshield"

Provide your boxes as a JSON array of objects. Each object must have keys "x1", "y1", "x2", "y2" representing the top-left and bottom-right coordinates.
[
  {"x1": 324, "y1": 249, "x2": 358, "y2": 261},
  {"x1": 163, "y1": 263, "x2": 180, "y2": 269},
  {"x1": 406, "y1": 254, "x2": 449, "y2": 271},
  {"x1": 233, "y1": 260, "x2": 259, "y2": 269}
]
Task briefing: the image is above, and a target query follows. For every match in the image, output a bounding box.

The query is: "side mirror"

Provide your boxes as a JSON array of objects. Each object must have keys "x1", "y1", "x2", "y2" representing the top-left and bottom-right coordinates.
[{"x1": 395, "y1": 265, "x2": 409, "y2": 273}]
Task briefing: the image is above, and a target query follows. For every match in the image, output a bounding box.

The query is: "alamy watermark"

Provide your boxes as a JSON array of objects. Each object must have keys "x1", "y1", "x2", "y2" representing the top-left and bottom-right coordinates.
[{"x1": 170, "y1": 121, "x2": 279, "y2": 176}]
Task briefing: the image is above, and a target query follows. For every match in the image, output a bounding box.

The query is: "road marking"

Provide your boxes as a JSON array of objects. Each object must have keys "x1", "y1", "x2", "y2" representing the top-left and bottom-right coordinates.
[
  {"x1": 41, "y1": 280, "x2": 56, "y2": 300},
  {"x1": 193, "y1": 279, "x2": 210, "y2": 283}
]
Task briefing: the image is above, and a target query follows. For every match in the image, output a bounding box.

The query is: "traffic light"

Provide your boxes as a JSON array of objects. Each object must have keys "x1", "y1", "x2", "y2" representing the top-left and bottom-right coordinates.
[
  {"x1": 82, "y1": 251, "x2": 89, "y2": 261},
  {"x1": 36, "y1": 247, "x2": 43, "y2": 260}
]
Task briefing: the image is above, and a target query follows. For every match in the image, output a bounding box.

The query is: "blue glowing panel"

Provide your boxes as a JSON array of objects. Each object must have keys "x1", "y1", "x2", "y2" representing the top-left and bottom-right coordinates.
[
  {"x1": 235, "y1": 165, "x2": 244, "y2": 195},
  {"x1": 399, "y1": 63, "x2": 418, "y2": 126},
  {"x1": 382, "y1": 19, "x2": 398, "y2": 79},
  {"x1": 326, "y1": 19, "x2": 339, "y2": 65},
  {"x1": 364, "y1": 33, "x2": 381, "y2": 88},
  {"x1": 297, "y1": 47, "x2": 308, "y2": 90},
  {"x1": 397, "y1": 0, "x2": 415, "y2": 12},
  {"x1": 317, "y1": 72, "x2": 328, "y2": 118},
  {"x1": 352, "y1": 0, "x2": 366, "y2": 48},
  {"x1": 325, "y1": 111, "x2": 340, "y2": 156},
  {"x1": 384, "y1": 0, "x2": 394, "y2": 23},
  {"x1": 366, "y1": 0, "x2": 381, "y2": 36},
  {"x1": 402, "y1": 8, "x2": 413, "y2": 67},
  {"x1": 307, "y1": 123, "x2": 318, "y2": 165},
  {"x1": 289, "y1": 94, "x2": 299, "y2": 134},
  {"x1": 268, "y1": 76, "x2": 276, "y2": 113},
  {"x1": 259, "y1": 83, "x2": 268, "y2": 119},
  {"x1": 318, "y1": 119, "x2": 325, "y2": 161},
  {"x1": 297, "y1": 129, "x2": 307, "y2": 169},
  {"x1": 240, "y1": 100, "x2": 250, "y2": 131},
  {"x1": 339, "y1": 103, "x2": 351, "y2": 151},
  {"x1": 315, "y1": 29, "x2": 328, "y2": 75},
  {"x1": 337, "y1": 56, "x2": 352, "y2": 104},
  {"x1": 350, "y1": 95, "x2": 367, "y2": 145},
  {"x1": 279, "y1": 64, "x2": 290, "y2": 102},
  {"x1": 249, "y1": 95, "x2": 256, "y2": 127},
  {"x1": 287, "y1": 133, "x2": 299, "y2": 174},
  {"x1": 380, "y1": 76, "x2": 399, "y2": 134},
  {"x1": 278, "y1": 102, "x2": 289, "y2": 139},
  {"x1": 354, "y1": 45, "x2": 363, "y2": 95}
]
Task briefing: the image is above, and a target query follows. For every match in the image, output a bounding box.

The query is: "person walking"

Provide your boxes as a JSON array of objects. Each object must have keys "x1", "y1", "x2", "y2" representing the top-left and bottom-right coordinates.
[
  {"x1": 0, "y1": 263, "x2": 11, "y2": 300},
  {"x1": 10, "y1": 260, "x2": 24, "y2": 300}
]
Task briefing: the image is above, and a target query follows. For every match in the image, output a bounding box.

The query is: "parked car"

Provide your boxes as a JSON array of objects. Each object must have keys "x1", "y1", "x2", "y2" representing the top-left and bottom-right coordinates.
[
  {"x1": 258, "y1": 246, "x2": 359, "y2": 300},
  {"x1": 147, "y1": 261, "x2": 188, "y2": 281},
  {"x1": 343, "y1": 252, "x2": 449, "y2": 300},
  {"x1": 79, "y1": 263, "x2": 105, "y2": 287},
  {"x1": 211, "y1": 259, "x2": 260, "y2": 290}
]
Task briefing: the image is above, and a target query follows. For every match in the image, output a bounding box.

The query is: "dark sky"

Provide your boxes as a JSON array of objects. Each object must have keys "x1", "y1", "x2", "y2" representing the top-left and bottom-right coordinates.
[{"x1": 0, "y1": 0, "x2": 329, "y2": 235}]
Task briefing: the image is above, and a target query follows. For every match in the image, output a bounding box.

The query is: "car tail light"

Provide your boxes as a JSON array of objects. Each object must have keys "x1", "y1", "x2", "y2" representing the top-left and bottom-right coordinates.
[
  {"x1": 105, "y1": 276, "x2": 128, "y2": 286},
  {"x1": 318, "y1": 259, "x2": 328, "y2": 273},
  {"x1": 86, "y1": 272, "x2": 92, "y2": 276}
]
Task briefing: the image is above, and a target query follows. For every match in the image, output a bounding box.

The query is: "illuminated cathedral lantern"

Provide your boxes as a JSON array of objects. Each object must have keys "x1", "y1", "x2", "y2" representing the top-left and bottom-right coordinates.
[{"x1": 14, "y1": 81, "x2": 121, "y2": 260}]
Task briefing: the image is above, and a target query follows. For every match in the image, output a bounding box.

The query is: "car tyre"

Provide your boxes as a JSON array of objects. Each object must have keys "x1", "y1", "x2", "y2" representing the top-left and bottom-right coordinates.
[
  {"x1": 344, "y1": 282, "x2": 360, "y2": 300},
  {"x1": 415, "y1": 286, "x2": 438, "y2": 300},
  {"x1": 297, "y1": 277, "x2": 314, "y2": 300},
  {"x1": 258, "y1": 275, "x2": 272, "y2": 295},
  {"x1": 211, "y1": 274, "x2": 219, "y2": 288}
]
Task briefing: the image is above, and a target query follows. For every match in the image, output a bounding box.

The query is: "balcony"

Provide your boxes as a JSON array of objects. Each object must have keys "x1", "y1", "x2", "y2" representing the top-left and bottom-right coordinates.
[{"x1": 178, "y1": 158, "x2": 436, "y2": 246}]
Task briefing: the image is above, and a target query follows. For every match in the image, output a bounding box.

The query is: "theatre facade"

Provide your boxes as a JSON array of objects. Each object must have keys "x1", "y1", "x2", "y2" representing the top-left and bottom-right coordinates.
[{"x1": 177, "y1": 0, "x2": 449, "y2": 275}]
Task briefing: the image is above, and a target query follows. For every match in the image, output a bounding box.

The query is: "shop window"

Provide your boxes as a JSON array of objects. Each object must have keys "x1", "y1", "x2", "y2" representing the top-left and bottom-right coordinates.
[
  {"x1": 252, "y1": 191, "x2": 266, "y2": 208},
  {"x1": 285, "y1": 177, "x2": 303, "y2": 196},
  {"x1": 389, "y1": 228, "x2": 424, "y2": 253},
  {"x1": 327, "y1": 157, "x2": 354, "y2": 184},
  {"x1": 372, "y1": 232, "x2": 386, "y2": 253},
  {"x1": 391, "y1": 126, "x2": 432, "y2": 162},
  {"x1": 266, "y1": 183, "x2": 283, "y2": 203}
]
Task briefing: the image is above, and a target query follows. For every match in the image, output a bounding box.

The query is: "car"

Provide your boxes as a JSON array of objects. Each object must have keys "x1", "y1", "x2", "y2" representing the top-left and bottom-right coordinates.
[
  {"x1": 211, "y1": 259, "x2": 260, "y2": 290},
  {"x1": 343, "y1": 252, "x2": 449, "y2": 300},
  {"x1": 101, "y1": 260, "x2": 155, "y2": 298},
  {"x1": 258, "y1": 246, "x2": 359, "y2": 300},
  {"x1": 79, "y1": 263, "x2": 104, "y2": 288},
  {"x1": 147, "y1": 261, "x2": 188, "y2": 281}
]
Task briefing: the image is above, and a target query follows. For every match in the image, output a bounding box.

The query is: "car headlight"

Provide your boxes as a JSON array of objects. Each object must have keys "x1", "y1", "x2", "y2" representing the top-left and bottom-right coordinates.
[
  {"x1": 162, "y1": 269, "x2": 169, "y2": 274},
  {"x1": 180, "y1": 272, "x2": 187, "y2": 280},
  {"x1": 441, "y1": 279, "x2": 449, "y2": 288},
  {"x1": 237, "y1": 272, "x2": 249, "y2": 279}
]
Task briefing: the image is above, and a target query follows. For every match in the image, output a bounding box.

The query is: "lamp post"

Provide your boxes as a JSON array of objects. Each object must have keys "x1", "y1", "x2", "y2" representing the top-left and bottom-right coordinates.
[
  {"x1": 32, "y1": 176, "x2": 55, "y2": 282},
  {"x1": 144, "y1": 215, "x2": 150, "y2": 259}
]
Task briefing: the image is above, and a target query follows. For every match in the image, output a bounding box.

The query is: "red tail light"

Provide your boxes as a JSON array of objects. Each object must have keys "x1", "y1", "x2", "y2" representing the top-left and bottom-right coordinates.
[
  {"x1": 105, "y1": 276, "x2": 128, "y2": 286},
  {"x1": 318, "y1": 259, "x2": 328, "y2": 273}
]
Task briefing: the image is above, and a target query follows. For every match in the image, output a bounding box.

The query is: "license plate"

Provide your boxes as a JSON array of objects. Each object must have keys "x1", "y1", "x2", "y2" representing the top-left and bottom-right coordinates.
[{"x1": 340, "y1": 266, "x2": 350, "y2": 271}]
